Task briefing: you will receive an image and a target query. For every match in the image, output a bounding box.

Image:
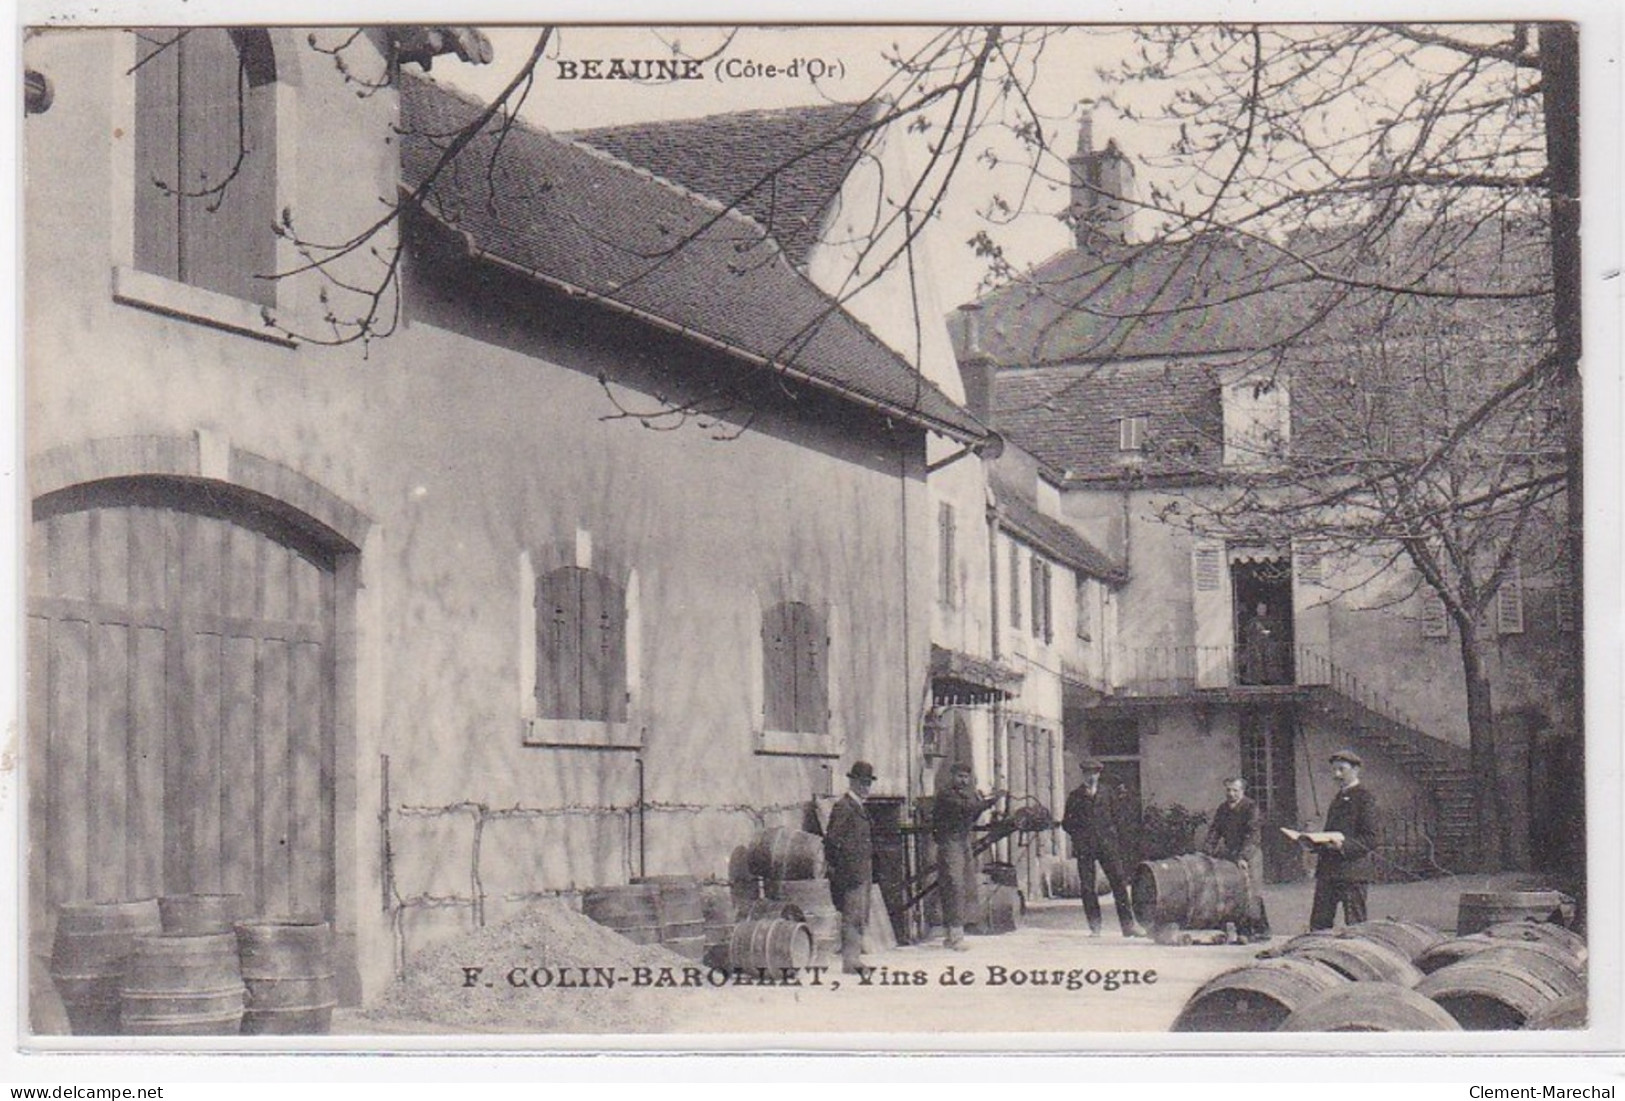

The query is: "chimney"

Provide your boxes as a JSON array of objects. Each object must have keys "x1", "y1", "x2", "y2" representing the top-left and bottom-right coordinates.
[
  {"x1": 955, "y1": 304, "x2": 997, "y2": 426},
  {"x1": 1067, "y1": 107, "x2": 1136, "y2": 246}
]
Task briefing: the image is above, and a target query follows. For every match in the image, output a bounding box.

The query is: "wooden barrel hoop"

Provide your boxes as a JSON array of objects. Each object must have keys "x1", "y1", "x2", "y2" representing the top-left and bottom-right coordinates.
[
  {"x1": 236, "y1": 920, "x2": 337, "y2": 1035},
  {"x1": 1172, "y1": 957, "x2": 1349, "y2": 1032},
  {"x1": 119, "y1": 933, "x2": 245, "y2": 1036},
  {"x1": 50, "y1": 899, "x2": 163, "y2": 1036},
  {"x1": 1279, "y1": 982, "x2": 1464, "y2": 1032}
]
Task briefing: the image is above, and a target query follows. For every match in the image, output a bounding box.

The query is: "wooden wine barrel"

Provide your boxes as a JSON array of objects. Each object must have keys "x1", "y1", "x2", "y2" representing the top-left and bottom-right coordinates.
[
  {"x1": 1525, "y1": 993, "x2": 1587, "y2": 1031},
  {"x1": 1284, "y1": 935, "x2": 1424, "y2": 987},
  {"x1": 1131, "y1": 854, "x2": 1251, "y2": 931},
  {"x1": 770, "y1": 880, "x2": 839, "y2": 965},
  {"x1": 968, "y1": 882, "x2": 1020, "y2": 935},
  {"x1": 50, "y1": 899, "x2": 162, "y2": 1035},
  {"x1": 633, "y1": 876, "x2": 707, "y2": 962},
  {"x1": 1457, "y1": 891, "x2": 1571, "y2": 935},
  {"x1": 1340, "y1": 920, "x2": 1447, "y2": 964},
  {"x1": 581, "y1": 885, "x2": 662, "y2": 946},
  {"x1": 236, "y1": 920, "x2": 337, "y2": 1035},
  {"x1": 746, "y1": 827, "x2": 825, "y2": 882},
  {"x1": 1470, "y1": 945, "x2": 1585, "y2": 1000},
  {"x1": 1171, "y1": 957, "x2": 1348, "y2": 1032},
  {"x1": 1481, "y1": 921, "x2": 1588, "y2": 968},
  {"x1": 740, "y1": 899, "x2": 806, "y2": 923},
  {"x1": 159, "y1": 895, "x2": 245, "y2": 936},
  {"x1": 1417, "y1": 951, "x2": 1576, "y2": 1029},
  {"x1": 1416, "y1": 935, "x2": 1503, "y2": 975},
  {"x1": 727, "y1": 919, "x2": 813, "y2": 972},
  {"x1": 119, "y1": 933, "x2": 246, "y2": 1036},
  {"x1": 1279, "y1": 983, "x2": 1464, "y2": 1032}
]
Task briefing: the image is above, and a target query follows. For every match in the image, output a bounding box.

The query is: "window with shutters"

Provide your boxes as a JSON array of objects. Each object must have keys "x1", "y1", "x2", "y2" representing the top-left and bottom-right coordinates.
[
  {"x1": 534, "y1": 567, "x2": 628, "y2": 723},
  {"x1": 938, "y1": 502, "x2": 957, "y2": 608},
  {"x1": 1076, "y1": 573, "x2": 1093, "y2": 642},
  {"x1": 762, "y1": 601, "x2": 829, "y2": 737},
  {"x1": 132, "y1": 28, "x2": 279, "y2": 308},
  {"x1": 1421, "y1": 591, "x2": 1450, "y2": 639}
]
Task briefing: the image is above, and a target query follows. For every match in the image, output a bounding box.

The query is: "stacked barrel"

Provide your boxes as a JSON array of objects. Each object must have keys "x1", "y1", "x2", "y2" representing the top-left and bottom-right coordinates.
[
  {"x1": 1174, "y1": 890, "x2": 1586, "y2": 1032},
  {"x1": 47, "y1": 896, "x2": 336, "y2": 1036}
]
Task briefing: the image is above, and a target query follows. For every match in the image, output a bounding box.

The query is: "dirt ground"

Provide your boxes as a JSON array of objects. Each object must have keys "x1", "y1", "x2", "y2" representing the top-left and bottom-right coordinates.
[{"x1": 335, "y1": 871, "x2": 1556, "y2": 1038}]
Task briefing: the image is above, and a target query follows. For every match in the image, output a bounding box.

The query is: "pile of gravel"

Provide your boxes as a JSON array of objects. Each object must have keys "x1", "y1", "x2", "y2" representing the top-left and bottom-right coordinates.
[{"x1": 365, "y1": 900, "x2": 696, "y2": 1034}]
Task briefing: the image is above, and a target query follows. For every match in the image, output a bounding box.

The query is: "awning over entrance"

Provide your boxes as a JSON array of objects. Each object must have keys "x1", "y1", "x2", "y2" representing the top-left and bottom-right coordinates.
[{"x1": 929, "y1": 644, "x2": 1024, "y2": 706}]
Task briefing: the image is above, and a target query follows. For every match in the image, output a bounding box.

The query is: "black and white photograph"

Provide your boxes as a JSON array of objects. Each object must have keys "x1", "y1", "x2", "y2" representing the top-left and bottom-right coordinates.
[{"x1": 10, "y1": 5, "x2": 1621, "y2": 1062}]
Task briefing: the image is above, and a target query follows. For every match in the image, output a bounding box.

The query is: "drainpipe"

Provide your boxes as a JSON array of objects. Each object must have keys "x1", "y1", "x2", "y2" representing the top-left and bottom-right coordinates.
[{"x1": 987, "y1": 500, "x2": 1005, "y2": 817}]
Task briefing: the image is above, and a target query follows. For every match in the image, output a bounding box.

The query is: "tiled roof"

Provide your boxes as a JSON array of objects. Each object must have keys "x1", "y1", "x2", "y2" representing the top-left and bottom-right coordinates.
[
  {"x1": 570, "y1": 102, "x2": 879, "y2": 268},
  {"x1": 398, "y1": 75, "x2": 986, "y2": 443},
  {"x1": 970, "y1": 219, "x2": 1550, "y2": 480},
  {"x1": 994, "y1": 362, "x2": 1224, "y2": 482},
  {"x1": 991, "y1": 476, "x2": 1124, "y2": 581}
]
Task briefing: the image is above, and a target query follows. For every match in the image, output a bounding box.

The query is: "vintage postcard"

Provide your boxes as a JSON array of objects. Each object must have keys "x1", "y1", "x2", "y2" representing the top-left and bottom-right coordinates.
[{"x1": 8, "y1": 0, "x2": 1622, "y2": 1068}]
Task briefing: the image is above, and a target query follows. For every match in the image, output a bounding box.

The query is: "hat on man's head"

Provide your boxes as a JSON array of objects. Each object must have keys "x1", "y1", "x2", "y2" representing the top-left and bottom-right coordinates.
[
  {"x1": 1080, "y1": 758, "x2": 1106, "y2": 774},
  {"x1": 847, "y1": 760, "x2": 877, "y2": 783},
  {"x1": 951, "y1": 761, "x2": 975, "y2": 775},
  {"x1": 1329, "y1": 749, "x2": 1363, "y2": 767}
]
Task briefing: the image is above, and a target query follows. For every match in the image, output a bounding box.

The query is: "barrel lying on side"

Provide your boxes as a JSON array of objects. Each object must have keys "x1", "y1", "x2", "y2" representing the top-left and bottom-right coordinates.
[
  {"x1": 236, "y1": 920, "x2": 337, "y2": 1035},
  {"x1": 1279, "y1": 983, "x2": 1463, "y2": 1032},
  {"x1": 1171, "y1": 957, "x2": 1348, "y2": 1032},
  {"x1": 1524, "y1": 993, "x2": 1588, "y2": 1031},
  {"x1": 1339, "y1": 920, "x2": 1446, "y2": 965},
  {"x1": 1284, "y1": 934, "x2": 1423, "y2": 987},
  {"x1": 120, "y1": 933, "x2": 246, "y2": 1036},
  {"x1": 728, "y1": 918, "x2": 813, "y2": 972},
  {"x1": 1456, "y1": 891, "x2": 1573, "y2": 935},
  {"x1": 1481, "y1": 921, "x2": 1588, "y2": 968},
  {"x1": 746, "y1": 827, "x2": 825, "y2": 882},
  {"x1": 1416, "y1": 948, "x2": 1579, "y2": 1030},
  {"x1": 50, "y1": 899, "x2": 163, "y2": 1035},
  {"x1": 771, "y1": 880, "x2": 839, "y2": 965}
]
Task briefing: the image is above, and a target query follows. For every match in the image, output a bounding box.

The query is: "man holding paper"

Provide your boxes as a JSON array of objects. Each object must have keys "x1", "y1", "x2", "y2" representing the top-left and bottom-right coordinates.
[{"x1": 1299, "y1": 749, "x2": 1378, "y2": 930}]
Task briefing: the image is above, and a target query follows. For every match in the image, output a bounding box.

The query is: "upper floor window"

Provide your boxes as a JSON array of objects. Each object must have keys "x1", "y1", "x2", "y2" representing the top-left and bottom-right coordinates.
[
  {"x1": 1030, "y1": 555, "x2": 1053, "y2": 643},
  {"x1": 763, "y1": 601, "x2": 828, "y2": 735},
  {"x1": 1075, "y1": 573, "x2": 1093, "y2": 642},
  {"x1": 134, "y1": 28, "x2": 278, "y2": 307},
  {"x1": 1009, "y1": 542, "x2": 1023, "y2": 629},
  {"x1": 1118, "y1": 415, "x2": 1148, "y2": 452},
  {"x1": 536, "y1": 566, "x2": 628, "y2": 722},
  {"x1": 937, "y1": 502, "x2": 957, "y2": 608}
]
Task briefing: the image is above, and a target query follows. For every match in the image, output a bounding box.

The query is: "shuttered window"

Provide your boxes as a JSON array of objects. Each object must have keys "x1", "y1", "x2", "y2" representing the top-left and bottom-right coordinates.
[
  {"x1": 763, "y1": 601, "x2": 828, "y2": 735},
  {"x1": 535, "y1": 567, "x2": 627, "y2": 722},
  {"x1": 1076, "y1": 573, "x2": 1092, "y2": 641},
  {"x1": 134, "y1": 28, "x2": 278, "y2": 306},
  {"x1": 1421, "y1": 591, "x2": 1449, "y2": 639},
  {"x1": 938, "y1": 502, "x2": 956, "y2": 607},
  {"x1": 1030, "y1": 556, "x2": 1053, "y2": 643},
  {"x1": 1496, "y1": 563, "x2": 1525, "y2": 635}
]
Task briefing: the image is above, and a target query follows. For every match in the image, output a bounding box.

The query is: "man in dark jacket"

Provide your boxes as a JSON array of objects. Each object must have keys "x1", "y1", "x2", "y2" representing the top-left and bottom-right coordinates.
[
  {"x1": 1307, "y1": 749, "x2": 1379, "y2": 930},
  {"x1": 1062, "y1": 759, "x2": 1146, "y2": 938},
  {"x1": 1204, "y1": 776, "x2": 1270, "y2": 938},
  {"x1": 933, "y1": 762, "x2": 1004, "y2": 950},
  {"x1": 824, "y1": 760, "x2": 876, "y2": 973}
]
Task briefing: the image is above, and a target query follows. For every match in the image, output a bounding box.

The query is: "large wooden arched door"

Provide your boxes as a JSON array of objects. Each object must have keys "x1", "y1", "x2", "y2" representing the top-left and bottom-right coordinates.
[{"x1": 28, "y1": 479, "x2": 336, "y2": 930}]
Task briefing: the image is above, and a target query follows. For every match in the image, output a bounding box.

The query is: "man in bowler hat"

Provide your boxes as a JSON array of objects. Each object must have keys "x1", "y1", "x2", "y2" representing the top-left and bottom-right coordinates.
[
  {"x1": 1307, "y1": 749, "x2": 1378, "y2": 930},
  {"x1": 824, "y1": 760, "x2": 877, "y2": 973},
  {"x1": 1062, "y1": 758, "x2": 1146, "y2": 938}
]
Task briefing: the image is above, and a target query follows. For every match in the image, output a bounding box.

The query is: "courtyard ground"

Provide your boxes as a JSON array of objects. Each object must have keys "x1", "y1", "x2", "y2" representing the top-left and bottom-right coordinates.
[{"x1": 336, "y1": 871, "x2": 1556, "y2": 1039}]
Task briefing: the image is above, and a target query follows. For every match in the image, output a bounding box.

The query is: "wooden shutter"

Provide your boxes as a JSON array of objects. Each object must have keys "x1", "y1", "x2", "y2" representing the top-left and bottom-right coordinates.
[
  {"x1": 791, "y1": 602, "x2": 828, "y2": 735},
  {"x1": 1030, "y1": 553, "x2": 1043, "y2": 638},
  {"x1": 577, "y1": 570, "x2": 626, "y2": 721},
  {"x1": 536, "y1": 568, "x2": 582, "y2": 719},
  {"x1": 1075, "y1": 573, "x2": 1092, "y2": 641},
  {"x1": 1555, "y1": 559, "x2": 1576, "y2": 633},
  {"x1": 1496, "y1": 563, "x2": 1525, "y2": 636},
  {"x1": 1421, "y1": 591, "x2": 1449, "y2": 639},
  {"x1": 133, "y1": 30, "x2": 183, "y2": 282},
  {"x1": 938, "y1": 503, "x2": 956, "y2": 607},
  {"x1": 1042, "y1": 562, "x2": 1054, "y2": 643},
  {"x1": 1192, "y1": 542, "x2": 1231, "y2": 688},
  {"x1": 1293, "y1": 543, "x2": 1329, "y2": 684},
  {"x1": 1009, "y1": 542, "x2": 1022, "y2": 629},
  {"x1": 762, "y1": 601, "x2": 795, "y2": 731}
]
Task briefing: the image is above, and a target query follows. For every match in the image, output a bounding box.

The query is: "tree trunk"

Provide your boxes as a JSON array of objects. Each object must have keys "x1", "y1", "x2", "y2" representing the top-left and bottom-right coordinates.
[{"x1": 1456, "y1": 622, "x2": 1501, "y2": 871}]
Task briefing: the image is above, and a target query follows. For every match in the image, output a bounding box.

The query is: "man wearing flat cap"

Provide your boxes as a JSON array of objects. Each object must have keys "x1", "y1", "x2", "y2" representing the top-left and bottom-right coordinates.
[
  {"x1": 825, "y1": 760, "x2": 877, "y2": 972},
  {"x1": 1308, "y1": 749, "x2": 1379, "y2": 930},
  {"x1": 1062, "y1": 758, "x2": 1145, "y2": 938},
  {"x1": 933, "y1": 761, "x2": 1005, "y2": 950}
]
